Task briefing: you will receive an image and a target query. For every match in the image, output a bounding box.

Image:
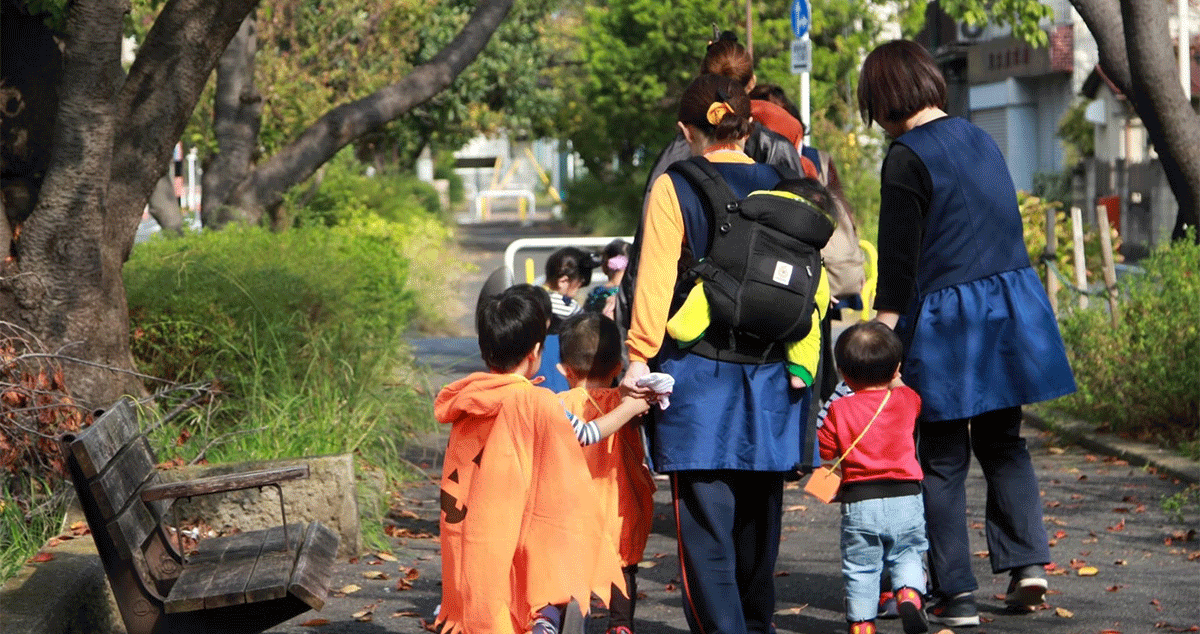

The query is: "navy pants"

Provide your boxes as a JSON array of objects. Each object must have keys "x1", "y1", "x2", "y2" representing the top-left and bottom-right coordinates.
[
  {"x1": 919, "y1": 407, "x2": 1051, "y2": 596},
  {"x1": 671, "y1": 470, "x2": 783, "y2": 634}
]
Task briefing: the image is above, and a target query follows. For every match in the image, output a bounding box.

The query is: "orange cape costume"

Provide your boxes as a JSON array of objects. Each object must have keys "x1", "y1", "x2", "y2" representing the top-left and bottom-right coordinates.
[
  {"x1": 434, "y1": 372, "x2": 624, "y2": 634},
  {"x1": 559, "y1": 387, "x2": 655, "y2": 569}
]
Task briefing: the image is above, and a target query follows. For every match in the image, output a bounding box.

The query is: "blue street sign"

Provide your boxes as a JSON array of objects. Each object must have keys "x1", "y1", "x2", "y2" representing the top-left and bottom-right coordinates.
[{"x1": 791, "y1": 0, "x2": 810, "y2": 39}]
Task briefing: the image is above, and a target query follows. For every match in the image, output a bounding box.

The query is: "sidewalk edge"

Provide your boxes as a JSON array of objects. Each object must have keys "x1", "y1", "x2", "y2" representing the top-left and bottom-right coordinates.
[{"x1": 1024, "y1": 407, "x2": 1199, "y2": 485}]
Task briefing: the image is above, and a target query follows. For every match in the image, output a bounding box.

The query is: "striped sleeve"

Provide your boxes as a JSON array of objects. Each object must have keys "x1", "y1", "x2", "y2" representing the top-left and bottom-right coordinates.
[
  {"x1": 562, "y1": 406, "x2": 601, "y2": 446},
  {"x1": 816, "y1": 381, "x2": 854, "y2": 428}
]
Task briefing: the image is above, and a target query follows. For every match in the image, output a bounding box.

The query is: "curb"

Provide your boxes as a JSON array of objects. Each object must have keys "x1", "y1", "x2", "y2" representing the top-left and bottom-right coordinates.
[{"x1": 1024, "y1": 407, "x2": 1199, "y2": 485}]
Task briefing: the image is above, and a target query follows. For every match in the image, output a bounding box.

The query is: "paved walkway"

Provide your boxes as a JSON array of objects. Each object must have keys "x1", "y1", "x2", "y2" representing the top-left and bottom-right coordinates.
[{"x1": 264, "y1": 217, "x2": 1197, "y2": 634}]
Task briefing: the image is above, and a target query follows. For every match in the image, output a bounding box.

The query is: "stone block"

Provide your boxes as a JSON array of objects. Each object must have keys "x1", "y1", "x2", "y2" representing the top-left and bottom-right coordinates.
[{"x1": 157, "y1": 453, "x2": 361, "y2": 557}]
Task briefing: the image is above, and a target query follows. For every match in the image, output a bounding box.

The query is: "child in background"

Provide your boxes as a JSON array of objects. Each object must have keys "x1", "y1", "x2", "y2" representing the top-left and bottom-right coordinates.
[
  {"x1": 435, "y1": 287, "x2": 649, "y2": 634},
  {"x1": 543, "y1": 247, "x2": 593, "y2": 331},
  {"x1": 584, "y1": 239, "x2": 630, "y2": 321},
  {"x1": 666, "y1": 177, "x2": 833, "y2": 390},
  {"x1": 818, "y1": 322, "x2": 927, "y2": 634},
  {"x1": 555, "y1": 313, "x2": 656, "y2": 634}
]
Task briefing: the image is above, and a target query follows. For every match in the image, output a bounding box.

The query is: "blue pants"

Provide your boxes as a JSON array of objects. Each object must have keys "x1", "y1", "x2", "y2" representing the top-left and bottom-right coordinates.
[
  {"x1": 840, "y1": 494, "x2": 928, "y2": 622},
  {"x1": 671, "y1": 471, "x2": 783, "y2": 634},
  {"x1": 919, "y1": 407, "x2": 1051, "y2": 596}
]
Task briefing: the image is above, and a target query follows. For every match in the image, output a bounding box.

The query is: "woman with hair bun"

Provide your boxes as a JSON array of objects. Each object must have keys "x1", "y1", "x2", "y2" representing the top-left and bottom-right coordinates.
[{"x1": 621, "y1": 73, "x2": 808, "y2": 634}]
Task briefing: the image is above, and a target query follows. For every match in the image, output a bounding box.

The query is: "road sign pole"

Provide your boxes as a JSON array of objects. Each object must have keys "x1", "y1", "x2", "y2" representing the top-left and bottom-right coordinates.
[
  {"x1": 801, "y1": 34, "x2": 810, "y2": 145},
  {"x1": 790, "y1": 0, "x2": 811, "y2": 145}
]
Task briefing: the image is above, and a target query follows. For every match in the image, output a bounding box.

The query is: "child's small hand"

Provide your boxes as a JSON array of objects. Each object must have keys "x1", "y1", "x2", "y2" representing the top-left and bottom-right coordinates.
[{"x1": 789, "y1": 375, "x2": 808, "y2": 390}]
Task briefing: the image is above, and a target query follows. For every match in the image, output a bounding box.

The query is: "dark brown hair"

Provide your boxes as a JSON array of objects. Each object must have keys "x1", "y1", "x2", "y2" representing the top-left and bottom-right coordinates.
[
  {"x1": 700, "y1": 37, "x2": 754, "y2": 87},
  {"x1": 558, "y1": 313, "x2": 623, "y2": 380},
  {"x1": 834, "y1": 322, "x2": 903, "y2": 387},
  {"x1": 679, "y1": 74, "x2": 752, "y2": 142},
  {"x1": 856, "y1": 40, "x2": 947, "y2": 126},
  {"x1": 476, "y1": 286, "x2": 547, "y2": 372}
]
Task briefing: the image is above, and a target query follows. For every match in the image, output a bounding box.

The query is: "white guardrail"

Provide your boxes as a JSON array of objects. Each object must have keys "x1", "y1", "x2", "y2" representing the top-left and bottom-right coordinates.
[{"x1": 501, "y1": 236, "x2": 634, "y2": 288}]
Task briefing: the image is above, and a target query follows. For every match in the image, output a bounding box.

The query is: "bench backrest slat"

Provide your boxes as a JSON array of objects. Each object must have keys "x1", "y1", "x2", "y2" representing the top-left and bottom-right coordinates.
[
  {"x1": 89, "y1": 437, "x2": 158, "y2": 521},
  {"x1": 106, "y1": 496, "x2": 160, "y2": 562},
  {"x1": 69, "y1": 399, "x2": 141, "y2": 479}
]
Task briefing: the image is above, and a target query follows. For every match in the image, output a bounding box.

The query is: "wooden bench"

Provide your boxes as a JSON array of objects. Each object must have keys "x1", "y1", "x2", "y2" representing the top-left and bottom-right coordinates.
[{"x1": 60, "y1": 397, "x2": 339, "y2": 634}]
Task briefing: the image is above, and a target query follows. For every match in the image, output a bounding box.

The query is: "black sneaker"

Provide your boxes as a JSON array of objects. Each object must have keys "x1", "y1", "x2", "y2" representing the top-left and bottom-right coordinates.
[
  {"x1": 1005, "y1": 565, "x2": 1048, "y2": 610},
  {"x1": 926, "y1": 592, "x2": 979, "y2": 627}
]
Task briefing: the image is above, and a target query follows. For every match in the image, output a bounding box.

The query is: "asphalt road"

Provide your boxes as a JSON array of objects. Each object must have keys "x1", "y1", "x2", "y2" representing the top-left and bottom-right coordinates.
[{"x1": 265, "y1": 216, "x2": 1199, "y2": 634}]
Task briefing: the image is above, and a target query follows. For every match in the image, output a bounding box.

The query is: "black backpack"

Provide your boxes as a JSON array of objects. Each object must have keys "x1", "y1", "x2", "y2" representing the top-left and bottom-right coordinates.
[{"x1": 677, "y1": 156, "x2": 833, "y2": 343}]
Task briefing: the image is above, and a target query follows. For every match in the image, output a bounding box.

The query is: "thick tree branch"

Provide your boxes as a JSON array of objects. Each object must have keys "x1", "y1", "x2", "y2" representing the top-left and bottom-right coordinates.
[
  {"x1": 1069, "y1": 0, "x2": 1131, "y2": 93},
  {"x1": 1119, "y1": 0, "x2": 1200, "y2": 238},
  {"x1": 108, "y1": 0, "x2": 259, "y2": 254},
  {"x1": 226, "y1": 0, "x2": 515, "y2": 221}
]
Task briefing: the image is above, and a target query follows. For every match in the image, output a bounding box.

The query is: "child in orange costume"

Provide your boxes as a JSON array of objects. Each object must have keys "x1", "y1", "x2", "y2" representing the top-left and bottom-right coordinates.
[
  {"x1": 436, "y1": 288, "x2": 649, "y2": 634},
  {"x1": 554, "y1": 313, "x2": 656, "y2": 634}
]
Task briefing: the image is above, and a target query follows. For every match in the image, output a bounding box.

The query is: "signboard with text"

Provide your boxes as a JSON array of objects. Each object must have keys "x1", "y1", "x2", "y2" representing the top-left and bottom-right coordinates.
[{"x1": 791, "y1": 38, "x2": 811, "y2": 74}]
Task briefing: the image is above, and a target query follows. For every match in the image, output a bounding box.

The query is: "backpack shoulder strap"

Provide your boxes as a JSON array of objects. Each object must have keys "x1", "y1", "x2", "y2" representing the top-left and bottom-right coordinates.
[{"x1": 667, "y1": 156, "x2": 740, "y2": 252}]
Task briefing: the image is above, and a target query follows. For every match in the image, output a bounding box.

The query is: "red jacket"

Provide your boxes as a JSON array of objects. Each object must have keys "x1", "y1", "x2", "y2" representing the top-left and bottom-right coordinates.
[{"x1": 818, "y1": 386, "x2": 923, "y2": 485}]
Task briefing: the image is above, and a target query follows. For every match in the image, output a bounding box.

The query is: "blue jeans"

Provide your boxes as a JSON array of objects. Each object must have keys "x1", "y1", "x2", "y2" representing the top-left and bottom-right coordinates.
[{"x1": 840, "y1": 493, "x2": 928, "y2": 622}]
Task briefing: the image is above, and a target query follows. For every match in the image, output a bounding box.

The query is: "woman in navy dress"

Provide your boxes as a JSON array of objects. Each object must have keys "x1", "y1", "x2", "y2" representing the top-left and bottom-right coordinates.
[
  {"x1": 857, "y1": 40, "x2": 1076, "y2": 628},
  {"x1": 621, "y1": 74, "x2": 809, "y2": 634}
]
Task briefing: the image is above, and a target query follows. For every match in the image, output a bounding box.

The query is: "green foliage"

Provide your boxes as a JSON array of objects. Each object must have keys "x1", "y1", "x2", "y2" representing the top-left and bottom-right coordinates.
[
  {"x1": 1161, "y1": 485, "x2": 1200, "y2": 522},
  {"x1": 562, "y1": 166, "x2": 649, "y2": 234},
  {"x1": 1055, "y1": 233, "x2": 1200, "y2": 451},
  {"x1": 434, "y1": 151, "x2": 466, "y2": 205},
  {"x1": 125, "y1": 223, "x2": 417, "y2": 390},
  {"x1": 940, "y1": 0, "x2": 1054, "y2": 47},
  {"x1": 1019, "y1": 192, "x2": 1123, "y2": 298},
  {"x1": 0, "y1": 479, "x2": 63, "y2": 582},
  {"x1": 1058, "y1": 99, "x2": 1096, "y2": 163},
  {"x1": 290, "y1": 152, "x2": 443, "y2": 227}
]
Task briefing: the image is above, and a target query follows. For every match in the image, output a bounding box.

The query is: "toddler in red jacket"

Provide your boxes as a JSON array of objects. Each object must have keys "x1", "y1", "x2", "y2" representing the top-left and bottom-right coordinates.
[{"x1": 818, "y1": 322, "x2": 928, "y2": 634}]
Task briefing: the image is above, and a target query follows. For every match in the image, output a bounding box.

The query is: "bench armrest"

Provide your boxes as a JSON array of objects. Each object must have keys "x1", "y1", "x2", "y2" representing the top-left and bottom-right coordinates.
[{"x1": 140, "y1": 465, "x2": 310, "y2": 502}]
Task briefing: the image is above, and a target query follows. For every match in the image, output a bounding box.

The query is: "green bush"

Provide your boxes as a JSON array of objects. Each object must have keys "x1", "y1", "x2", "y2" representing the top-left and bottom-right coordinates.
[
  {"x1": 291, "y1": 150, "x2": 443, "y2": 227},
  {"x1": 562, "y1": 168, "x2": 648, "y2": 235},
  {"x1": 435, "y1": 151, "x2": 465, "y2": 205},
  {"x1": 1056, "y1": 233, "x2": 1199, "y2": 456},
  {"x1": 1019, "y1": 192, "x2": 1123, "y2": 304}
]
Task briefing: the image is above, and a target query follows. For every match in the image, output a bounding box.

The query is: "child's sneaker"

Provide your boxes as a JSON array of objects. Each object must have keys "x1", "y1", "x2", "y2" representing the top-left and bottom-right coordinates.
[
  {"x1": 877, "y1": 591, "x2": 898, "y2": 619},
  {"x1": 848, "y1": 620, "x2": 876, "y2": 634},
  {"x1": 926, "y1": 591, "x2": 979, "y2": 627},
  {"x1": 1004, "y1": 564, "x2": 1048, "y2": 610},
  {"x1": 895, "y1": 587, "x2": 929, "y2": 634}
]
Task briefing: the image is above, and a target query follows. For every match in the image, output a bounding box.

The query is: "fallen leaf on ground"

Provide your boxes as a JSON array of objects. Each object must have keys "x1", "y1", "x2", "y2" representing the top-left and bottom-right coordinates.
[
  {"x1": 1047, "y1": 446, "x2": 1065, "y2": 454},
  {"x1": 972, "y1": 550, "x2": 989, "y2": 558},
  {"x1": 774, "y1": 571, "x2": 790, "y2": 577},
  {"x1": 363, "y1": 570, "x2": 390, "y2": 580},
  {"x1": 1107, "y1": 584, "x2": 1125, "y2": 592},
  {"x1": 46, "y1": 538, "x2": 61, "y2": 548},
  {"x1": 376, "y1": 552, "x2": 398, "y2": 562},
  {"x1": 395, "y1": 578, "x2": 413, "y2": 591},
  {"x1": 1078, "y1": 566, "x2": 1099, "y2": 576},
  {"x1": 784, "y1": 504, "x2": 808, "y2": 512},
  {"x1": 1099, "y1": 629, "x2": 1122, "y2": 634},
  {"x1": 1114, "y1": 559, "x2": 1127, "y2": 565},
  {"x1": 393, "y1": 611, "x2": 420, "y2": 617},
  {"x1": 638, "y1": 561, "x2": 656, "y2": 568},
  {"x1": 338, "y1": 584, "x2": 361, "y2": 594},
  {"x1": 299, "y1": 619, "x2": 329, "y2": 626},
  {"x1": 29, "y1": 552, "x2": 53, "y2": 563},
  {"x1": 404, "y1": 567, "x2": 421, "y2": 581},
  {"x1": 352, "y1": 609, "x2": 374, "y2": 622},
  {"x1": 665, "y1": 583, "x2": 676, "y2": 591},
  {"x1": 1054, "y1": 607, "x2": 1074, "y2": 618},
  {"x1": 774, "y1": 605, "x2": 807, "y2": 615}
]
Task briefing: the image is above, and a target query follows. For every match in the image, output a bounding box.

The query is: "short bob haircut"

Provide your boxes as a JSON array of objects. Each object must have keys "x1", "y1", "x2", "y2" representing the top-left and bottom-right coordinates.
[
  {"x1": 856, "y1": 40, "x2": 947, "y2": 127},
  {"x1": 476, "y1": 286, "x2": 548, "y2": 372}
]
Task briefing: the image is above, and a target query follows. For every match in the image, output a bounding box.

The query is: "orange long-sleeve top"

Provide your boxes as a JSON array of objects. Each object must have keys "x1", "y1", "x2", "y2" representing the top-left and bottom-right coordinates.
[{"x1": 627, "y1": 148, "x2": 755, "y2": 364}]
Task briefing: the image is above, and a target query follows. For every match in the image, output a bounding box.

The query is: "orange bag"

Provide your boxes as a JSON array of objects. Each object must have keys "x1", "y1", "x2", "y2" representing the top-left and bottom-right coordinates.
[{"x1": 804, "y1": 390, "x2": 891, "y2": 504}]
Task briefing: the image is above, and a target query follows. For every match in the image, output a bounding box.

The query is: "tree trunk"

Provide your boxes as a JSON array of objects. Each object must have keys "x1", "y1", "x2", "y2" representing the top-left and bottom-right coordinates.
[
  {"x1": 0, "y1": 0, "x2": 257, "y2": 409},
  {"x1": 202, "y1": 14, "x2": 263, "y2": 228},
  {"x1": 1073, "y1": 0, "x2": 1200, "y2": 242},
  {"x1": 1119, "y1": 0, "x2": 1200, "y2": 241},
  {"x1": 214, "y1": 0, "x2": 514, "y2": 225}
]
